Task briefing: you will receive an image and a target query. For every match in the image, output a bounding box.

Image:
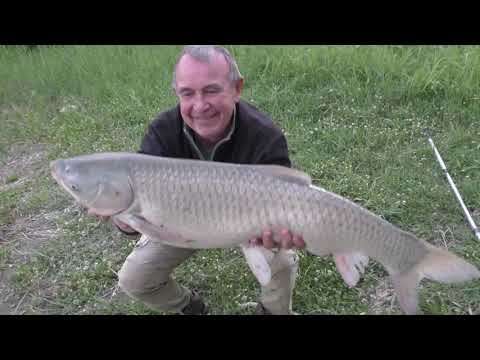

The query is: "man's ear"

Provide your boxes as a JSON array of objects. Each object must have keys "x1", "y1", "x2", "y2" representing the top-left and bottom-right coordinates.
[{"x1": 234, "y1": 78, "x2": 244, "y2": 102}]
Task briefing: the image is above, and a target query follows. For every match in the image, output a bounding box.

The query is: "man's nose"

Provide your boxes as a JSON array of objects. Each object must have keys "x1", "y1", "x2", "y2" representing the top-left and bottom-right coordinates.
[{"x1": 192, "y1": 94, "x2": 209, "y2": 112}]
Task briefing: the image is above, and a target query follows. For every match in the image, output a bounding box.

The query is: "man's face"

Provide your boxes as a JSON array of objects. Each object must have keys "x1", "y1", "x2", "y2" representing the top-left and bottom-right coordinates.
[{"x1": 174, "y1": 52, "x2": 243, "y2": 144}]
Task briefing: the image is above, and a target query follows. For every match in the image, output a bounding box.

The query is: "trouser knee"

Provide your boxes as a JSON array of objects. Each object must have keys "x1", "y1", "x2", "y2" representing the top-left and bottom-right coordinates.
[
  {"x1": 117, "y1": 262, "x2": 169, "y2": 298},
  {"x1": 117, "y1": 240, "x2": 194, "y2": 312}
]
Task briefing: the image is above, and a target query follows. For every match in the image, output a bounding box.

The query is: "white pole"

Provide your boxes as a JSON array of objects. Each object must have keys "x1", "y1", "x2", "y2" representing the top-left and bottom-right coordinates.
[{"x1": 428, "y1": 137, "x2": 480, "y2": 241}]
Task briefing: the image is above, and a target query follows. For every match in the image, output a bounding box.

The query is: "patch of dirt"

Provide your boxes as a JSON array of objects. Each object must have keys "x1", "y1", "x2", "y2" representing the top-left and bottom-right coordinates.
[
  {"x1": 0, "y1": 143, "x2": 57, "y2": 315},
  {"x1": 365, "y1": 279, "x2": 400, "y2": 314},
  {"x1": 0, "y1": 208, "x2": 66, "y2": 314},
  {"x1": 5, "y1": 210, "x2": 62, "y2": 257},
  {"x1": 0, "y1": 268, "x2": 16, "y2": 314},
  {"x1": 430, "y1": 226, "x2": 458, "y2": 250},
  {"x1": 356, "y1": 276, "x2": 401, "y2": 315},
  {"x1": 0, "y1": 143, "x2": 48, "y2": 192}
]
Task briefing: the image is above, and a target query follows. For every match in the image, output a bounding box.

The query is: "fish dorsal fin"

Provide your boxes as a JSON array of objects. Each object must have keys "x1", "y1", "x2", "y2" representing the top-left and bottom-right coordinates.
[{"x1": 253, "y1": 165, "x2": 312, "y2": 186}]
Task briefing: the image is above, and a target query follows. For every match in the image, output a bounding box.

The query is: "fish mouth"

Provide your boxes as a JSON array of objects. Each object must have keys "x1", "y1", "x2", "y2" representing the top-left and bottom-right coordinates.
[
  {"x1": 50, "y1": 160, "x2": 61, "y2": 183},
  {"x1": 49, "y1": 160, "x2": 87, "y2": 207},
  {"x1": 50, "y1": 161, "x2": 70, "y2": 194}
]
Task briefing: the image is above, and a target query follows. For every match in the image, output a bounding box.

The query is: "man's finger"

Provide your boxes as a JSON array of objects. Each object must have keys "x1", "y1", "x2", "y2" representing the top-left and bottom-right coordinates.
[
  {"x1": 262, "y1": 230, "x2": 274, "y2": 249},
  {"x1": 292, "y1": 235, "x2": 306, "y2": 249},
  {"x1": 279, "y1": 229, "x2": 292, "y2": 249},
  {"x1": 281, "y1": 230, "x2": 293, "y2": 249},
  {"x1": 249, "y1": 237, "x2": 261, "y2": 246},
  {"x1": 113, "y1": 218, "x2": 131, "y2": 231},
  {"x1": 87, "y1": 208, "x2": 107, "y2": 220}
]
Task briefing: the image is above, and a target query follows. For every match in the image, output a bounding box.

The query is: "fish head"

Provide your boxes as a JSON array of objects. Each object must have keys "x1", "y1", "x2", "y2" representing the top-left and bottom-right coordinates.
[{"x1": 50, "y1": 155, "x2": 134, "y2": 216}]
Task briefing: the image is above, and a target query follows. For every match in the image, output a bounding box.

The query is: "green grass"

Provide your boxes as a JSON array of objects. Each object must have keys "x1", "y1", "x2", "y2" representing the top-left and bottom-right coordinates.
[{"x1": 1, "y1": 45, "x2": 479, "y2": 315}]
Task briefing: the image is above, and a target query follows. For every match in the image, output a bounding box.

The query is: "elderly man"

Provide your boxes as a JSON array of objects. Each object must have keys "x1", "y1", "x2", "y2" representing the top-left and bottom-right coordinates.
[{"x1": 115, "y1": 45, "x2": 305, "y2": 315}]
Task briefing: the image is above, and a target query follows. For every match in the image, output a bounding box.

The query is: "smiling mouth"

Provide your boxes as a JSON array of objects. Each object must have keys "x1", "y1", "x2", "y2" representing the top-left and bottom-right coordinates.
[{"x1": 193, "y1": 112, "x2": 218, "y2": 121}]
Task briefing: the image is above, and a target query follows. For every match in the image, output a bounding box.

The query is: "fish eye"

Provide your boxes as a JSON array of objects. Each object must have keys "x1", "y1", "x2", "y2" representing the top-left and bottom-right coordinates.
[{"x1": 70, "y1": 183, "x2": 79, "y2": 191}]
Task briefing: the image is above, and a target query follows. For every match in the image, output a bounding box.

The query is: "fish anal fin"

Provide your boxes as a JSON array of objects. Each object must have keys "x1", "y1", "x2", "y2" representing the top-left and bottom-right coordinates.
[{"x1": 390, "y1": 270, "x2": 421, "y2": 315}]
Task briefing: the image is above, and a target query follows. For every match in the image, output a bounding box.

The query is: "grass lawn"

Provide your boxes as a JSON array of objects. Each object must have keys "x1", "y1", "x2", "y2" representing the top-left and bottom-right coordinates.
[{"x1": 1, "y1": 45, "x2": 479, "y2": 315}]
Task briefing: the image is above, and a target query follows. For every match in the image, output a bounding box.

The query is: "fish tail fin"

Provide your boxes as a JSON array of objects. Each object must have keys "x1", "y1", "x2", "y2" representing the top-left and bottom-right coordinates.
[{"x1": 390, "y1": 242, "x2": 480, "y2": 315}]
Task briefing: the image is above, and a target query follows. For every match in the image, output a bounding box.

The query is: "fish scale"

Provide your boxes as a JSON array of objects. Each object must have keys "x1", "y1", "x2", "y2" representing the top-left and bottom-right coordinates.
[{"x1": 129, "y1": 156, "x2": 381, "y2": 254}]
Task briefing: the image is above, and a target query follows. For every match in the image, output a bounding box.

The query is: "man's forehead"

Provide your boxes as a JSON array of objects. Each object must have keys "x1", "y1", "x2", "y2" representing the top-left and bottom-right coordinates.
[{"x1": 176, "y1": 52, "x2": 229, "y2": 80}]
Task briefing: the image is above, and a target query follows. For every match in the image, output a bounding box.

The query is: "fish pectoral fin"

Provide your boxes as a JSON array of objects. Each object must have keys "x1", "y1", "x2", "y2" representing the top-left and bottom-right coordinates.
[
  {"x1": 240, "y1": 244, "x2": 273, "y2": 287},
  {"x1": 115, "y1": 214, "x2": 179, "y2": 242},
  {"x1": 333, "y1": 252, "x2": 369, "y2": 288}
]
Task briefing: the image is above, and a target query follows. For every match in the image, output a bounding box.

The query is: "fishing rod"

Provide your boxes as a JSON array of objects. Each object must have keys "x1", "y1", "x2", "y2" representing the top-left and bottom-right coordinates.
[{"x1": 427, "y1": 135, "x2": 480, "y2": 241}]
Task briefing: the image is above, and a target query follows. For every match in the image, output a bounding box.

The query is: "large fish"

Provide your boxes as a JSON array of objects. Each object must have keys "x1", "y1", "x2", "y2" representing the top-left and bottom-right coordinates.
[{"x1": 50, "y1": 152, "x2": 480, "y2": 314}]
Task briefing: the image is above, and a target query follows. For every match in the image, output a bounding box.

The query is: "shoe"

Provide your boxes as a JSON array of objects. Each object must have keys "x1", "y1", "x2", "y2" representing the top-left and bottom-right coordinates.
[
  {"x1": 254, "y1": 302, "x2": 273, "y2": 315},
  {"x1": 179, "y1": 289, "x2": 208, "y2": 315}
]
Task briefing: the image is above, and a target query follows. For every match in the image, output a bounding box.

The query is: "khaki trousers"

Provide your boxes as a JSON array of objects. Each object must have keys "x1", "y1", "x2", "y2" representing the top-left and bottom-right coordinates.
[{"x1": 118, "y1": 235, "x2": 299, "y2": 314}]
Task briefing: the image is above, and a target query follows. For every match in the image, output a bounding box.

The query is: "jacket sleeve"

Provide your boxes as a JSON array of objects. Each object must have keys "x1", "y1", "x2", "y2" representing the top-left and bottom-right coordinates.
[
  {"x1": 138, "y1": 122, "x2": 168, "y2": 157},
  {"x1": 115, "y1": 121, "x2": 168, "y2": 236},
  {"x1": 256, "y1": 133, "x2": 292, "y2": 168}
]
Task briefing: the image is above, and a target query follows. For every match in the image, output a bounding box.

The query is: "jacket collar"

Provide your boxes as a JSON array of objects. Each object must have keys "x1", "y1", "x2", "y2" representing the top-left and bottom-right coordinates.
[{"x1": 182, "y1": 105, "x2": 237, "y2": 161}]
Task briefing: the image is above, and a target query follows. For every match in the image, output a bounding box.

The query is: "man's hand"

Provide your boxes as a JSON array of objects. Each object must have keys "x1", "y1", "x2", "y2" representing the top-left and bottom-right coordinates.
[
  {"x1": 112, "y1": 217, "x2": 136, "y2": 234},
  {"x1": 87, "y1": 208, "x2": 109, "y2": 220},
  {"x1": 86, "y1": 208, "x2": 136, "y2": 234},
  {"x1": 249, "y1": 229, "x2": 306, "y2": 250}
]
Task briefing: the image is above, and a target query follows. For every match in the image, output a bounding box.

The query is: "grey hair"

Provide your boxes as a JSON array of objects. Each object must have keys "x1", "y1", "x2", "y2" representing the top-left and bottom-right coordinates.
[{"x1": 172, "y1": 45, "x2": 243, "y2": 89}]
